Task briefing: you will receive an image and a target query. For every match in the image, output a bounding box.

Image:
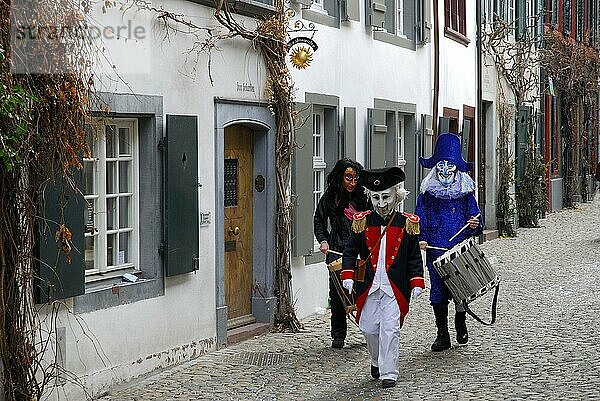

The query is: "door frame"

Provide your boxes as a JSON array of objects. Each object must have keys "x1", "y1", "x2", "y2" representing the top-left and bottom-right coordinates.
[{"x1": 215, "y1": 99, "x2": 276, "y2": 349}]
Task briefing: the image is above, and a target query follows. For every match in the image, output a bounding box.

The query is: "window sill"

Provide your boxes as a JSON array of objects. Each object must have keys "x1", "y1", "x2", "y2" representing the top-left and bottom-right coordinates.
[
  {"x1": 302, "y1": 8, "x2": 340, "y2": 28},
  {"x1": 444, "y1": 27, "x2": 470, "y2": 47},
  {"x1": 373, "y1": 31, "x2": 415, "y2": 50},
  {"x1": 188, "y1": 0, "x2": 276, "y2": 19},
  {"x1": 74, "y1": 274, "x2": 163, "y2": 314}
]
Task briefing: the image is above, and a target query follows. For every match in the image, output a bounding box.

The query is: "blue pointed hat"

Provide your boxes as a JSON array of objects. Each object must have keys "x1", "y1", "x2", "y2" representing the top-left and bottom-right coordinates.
[{"x1": 419, "y1": 133, "x2": 473, "y2": 172}]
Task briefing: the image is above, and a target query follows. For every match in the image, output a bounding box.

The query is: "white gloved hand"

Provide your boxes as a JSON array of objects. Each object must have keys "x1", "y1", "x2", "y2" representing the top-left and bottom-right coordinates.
[
  {"x1": 342, "y1": 279, "x2": 354, "y2": 294},
  {"x1": 410, "y1": 287, "x2": 423, "y2": 301}
]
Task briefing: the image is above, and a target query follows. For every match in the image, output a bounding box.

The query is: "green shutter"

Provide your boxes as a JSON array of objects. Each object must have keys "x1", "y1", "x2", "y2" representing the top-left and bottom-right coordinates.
[
  {"x1": 323, "y1": 0, "x2": 338, "y2": 17},
  {"x1": 367, "y1": 108, "x2": 387, "y2": 168},
  {"x1": 165, "y1": 115, "x2": 199, "y2": 276},
  {"x1": 516, "y1": 0, "x2": 527, "y2": 39},
  {"x1": 516, "y1": 106, "x2": 530, "y2": 183},
  {"x1": 404, "y1": 0, "x2": 416, "y2": 40},
  {"x1": 384, "y1": 0, "x2": 395, "y2": 33},
  {"x1": 461, "y1": 119, "x2": 471, "y2": 159},
  {"x1": 35, "y1": 173, "x2": 85, "y2": 303},
  {"x1": 291, "y1": 103, "x2": 314, "y2": 257},
  {"x1": 367, "y1": 0, "x2": 387, "y2": 28},
  {"x1": 343, "y1": 107, "x2": 357, "y2": 159},
  {"x1": 418, "y1": 0, "x2": 431, "y2": 44},
  {"x1": 345, "y1": 0, "x2": 360, "y2": 21},
  {"x1": 421, "y1": 114, "x2": 434, "y2": 159}
]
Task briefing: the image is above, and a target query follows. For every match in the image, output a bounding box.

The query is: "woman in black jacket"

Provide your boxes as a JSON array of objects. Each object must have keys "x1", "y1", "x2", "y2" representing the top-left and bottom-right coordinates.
[{"x1": 314, "y1": 158, "x2": 369, "y2": 349}]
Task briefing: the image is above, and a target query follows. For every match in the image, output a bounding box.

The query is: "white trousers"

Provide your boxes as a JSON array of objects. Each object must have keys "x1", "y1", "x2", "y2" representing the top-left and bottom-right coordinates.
[{"x1": 359, "y1": 289, "x2": 401, "y2": 381}]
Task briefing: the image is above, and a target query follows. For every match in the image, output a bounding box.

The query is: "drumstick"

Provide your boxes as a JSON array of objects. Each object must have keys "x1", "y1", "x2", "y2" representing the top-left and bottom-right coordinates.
[
  {"x1": 327, "y1": 249, "x2": 344, "y2": 256},
  {"x1": 426, "y1": 245, "x2": 448, "y2": 251},
  {"x1": 448, "y1": 213, "x2": 481, "y2": 242}
]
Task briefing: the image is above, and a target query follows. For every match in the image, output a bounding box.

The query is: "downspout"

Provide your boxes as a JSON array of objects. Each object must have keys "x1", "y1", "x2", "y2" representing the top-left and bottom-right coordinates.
[
  {"x1": 432, "y1": 0, "x2": 440, "y2": 136},
  {"x1": 476, "y1": 0, "x2": 482, "y2": 191}
]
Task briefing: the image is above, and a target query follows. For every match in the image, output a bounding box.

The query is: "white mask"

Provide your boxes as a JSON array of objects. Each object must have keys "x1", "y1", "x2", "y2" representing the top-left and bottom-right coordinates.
[
  {"x1": 436, "y1": 160, "x2": 457, "y2": 187},
  {"x1": 367, "y1": 185, "x2": 409, "y2": 219}
]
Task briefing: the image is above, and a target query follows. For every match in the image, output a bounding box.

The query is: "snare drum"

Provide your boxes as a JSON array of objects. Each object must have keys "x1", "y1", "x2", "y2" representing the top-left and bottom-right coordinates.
[
  {"x1": 328, "y1": 257, "x2": 342, "y2": 272},
  {"x1": 433, "y1": 237, "x2": 500, "y2": 306}
]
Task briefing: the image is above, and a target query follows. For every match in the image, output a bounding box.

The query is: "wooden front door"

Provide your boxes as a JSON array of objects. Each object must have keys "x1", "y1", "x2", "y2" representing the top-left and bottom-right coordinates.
[{"x1": 224, "y1": 125, "x2": 254, "y2": 325}]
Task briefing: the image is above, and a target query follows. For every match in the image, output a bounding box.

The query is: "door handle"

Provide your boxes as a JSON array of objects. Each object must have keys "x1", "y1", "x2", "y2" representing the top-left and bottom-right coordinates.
[{"x1": 229, "y1": 226, "x2": 240, "y2": 236}]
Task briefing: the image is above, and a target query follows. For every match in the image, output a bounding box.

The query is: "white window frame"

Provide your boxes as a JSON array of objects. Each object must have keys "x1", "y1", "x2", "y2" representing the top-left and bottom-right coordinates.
[
  {"x1": 312, "y1": 107, "x2": 326, "y2": 251},
  {"x1": 396, "y1": 0, "x2": 406, "y2": 38},
  {"x1": 311, "y1": 0, "x2": 327, "y2": 13},
  {"x1": 83, "y1": 118, "x2": 140, "y2": 283}
]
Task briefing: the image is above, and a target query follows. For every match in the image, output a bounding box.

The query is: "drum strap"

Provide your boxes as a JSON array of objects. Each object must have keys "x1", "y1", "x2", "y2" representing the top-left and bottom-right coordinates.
[{"x1": 462, "y1": 284, "x2": 500, "y2": 326}]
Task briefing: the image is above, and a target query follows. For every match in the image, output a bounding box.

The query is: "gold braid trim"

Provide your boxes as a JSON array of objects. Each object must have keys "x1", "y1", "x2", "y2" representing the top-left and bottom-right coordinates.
[
  {"x1": 351, "y1": 211, "x2": 372, "y2": 233},
  {"x1": 402, "y1": 212, "x2": 420, "y2": 235}
]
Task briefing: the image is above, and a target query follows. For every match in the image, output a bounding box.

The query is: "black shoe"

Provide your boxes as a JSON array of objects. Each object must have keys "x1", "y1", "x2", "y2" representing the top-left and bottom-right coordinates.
[
  {"x1": 381, "y1": 379, "x2": 396, "y2": 388},
  {"x1": 332, "y1": 339, "x2": 344, "y2": 349},
  {"x1": 370, "y1": 365, "x2": 380, "y2": 379},
  {"x1": 455, "y1": 312, "x2": 468, "y2": 344},
  {"x1": 431, "y1": 331, "x2": 451, "y2": 352}
]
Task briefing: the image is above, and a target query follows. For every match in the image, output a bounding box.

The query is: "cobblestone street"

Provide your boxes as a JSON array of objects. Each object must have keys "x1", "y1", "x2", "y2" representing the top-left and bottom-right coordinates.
[{"x1": 100, "y1": 196, "x2": 600, "y2": 401}]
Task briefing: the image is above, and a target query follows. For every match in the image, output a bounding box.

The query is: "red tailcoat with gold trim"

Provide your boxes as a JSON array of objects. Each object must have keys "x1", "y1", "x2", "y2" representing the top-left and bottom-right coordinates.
[{"x1": 341, "y1": 212, "x2": 425, "y2": 327}]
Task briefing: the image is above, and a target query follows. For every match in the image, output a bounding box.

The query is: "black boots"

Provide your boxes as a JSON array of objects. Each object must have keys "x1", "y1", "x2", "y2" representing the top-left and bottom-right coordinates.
[
  {"x1": 455, "y1": 311, "x2": 468, "y2": 344},
  {"x1": 431, "y1": 304, "x2": 451, "y2": 352},
  {"x1": 370, "y1": 365, "x2": 380, "y2": 379}
]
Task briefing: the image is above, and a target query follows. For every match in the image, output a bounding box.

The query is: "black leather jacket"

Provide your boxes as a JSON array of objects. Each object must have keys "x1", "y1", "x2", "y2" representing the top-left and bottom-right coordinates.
[{"x1": 314, "y1": 197, "x2": 368, "y2": 264}]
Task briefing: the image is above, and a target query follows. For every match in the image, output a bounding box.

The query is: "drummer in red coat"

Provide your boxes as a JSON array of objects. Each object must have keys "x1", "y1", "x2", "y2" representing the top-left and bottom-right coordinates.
[{"x1": 341, "y1": 166, "x2": 424, "y2": 389}]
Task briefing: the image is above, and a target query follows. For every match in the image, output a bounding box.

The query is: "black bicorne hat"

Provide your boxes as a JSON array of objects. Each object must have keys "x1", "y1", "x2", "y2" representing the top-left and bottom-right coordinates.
[{"x1": 359, "y1": 166, "x2": 406, "y2": 191}]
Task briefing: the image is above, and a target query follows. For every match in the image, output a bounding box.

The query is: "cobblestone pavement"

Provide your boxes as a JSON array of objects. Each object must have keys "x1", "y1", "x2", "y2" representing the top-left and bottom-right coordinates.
[{"x1": 100, "y1": 196, "x2": 600, "y2": 401}]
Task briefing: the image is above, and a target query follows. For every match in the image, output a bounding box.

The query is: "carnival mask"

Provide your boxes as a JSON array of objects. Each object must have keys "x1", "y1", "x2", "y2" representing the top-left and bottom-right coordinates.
[
  {"x1": 436, "y1": 160, "x2": 457, "y2": 187},
  {"x1": 367, "y1": 185, "x2": 408, "y2": 219}
]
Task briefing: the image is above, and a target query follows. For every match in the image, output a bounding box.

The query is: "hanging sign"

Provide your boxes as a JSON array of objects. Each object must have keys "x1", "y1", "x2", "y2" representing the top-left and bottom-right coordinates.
[
  {"x1": 287, "y1": 36, "x2": 318, "y2": 70},
  {"x1": 548, "y1": 76, "x2": 555, "y2": 97}
]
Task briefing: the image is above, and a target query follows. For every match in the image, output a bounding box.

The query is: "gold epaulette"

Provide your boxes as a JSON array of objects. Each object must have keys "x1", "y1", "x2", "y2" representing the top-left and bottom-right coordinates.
[
  {"x1": 351, "y1": 210, "x2": 372, "y2": 233},
  {"x1": 401, "y1": 212, "x2": 420, "y2": 235}
]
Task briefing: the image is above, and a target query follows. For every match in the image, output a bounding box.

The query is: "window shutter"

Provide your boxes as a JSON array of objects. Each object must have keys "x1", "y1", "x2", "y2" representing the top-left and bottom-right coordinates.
[
  {"x1": 323, "y1": 0, "x2": 338, "y2": 17},
  {"x1": 404, "y1": 0, "x2": 416, "y2": 40},
  {"x1": 384, "y1": 0, "x2": 395, "y2": 33},
  {"x1": 516, "y1": 106, "x2": 530, "y2": 182},
  {"x1": 35, "y1": 174, "x2": 85, "y2": 303},
  {"x1": 164, "y1": 115, "x2": 199, "y2": 276},
  {"x1": 516, "y1": 0, "x2": 527, "y2": 39},
  {"x1": 421, "y1": 114, "x2": 434, "y2": 159},
  {"x1": 458, "y1": 0, "x2": 466, "y2": 34},
  {"x1": 444, "y1": 0, "x2": 451, "y2": 27},
  {"x1": 343, "y1": 107, "x2": 357, "y2": 159},
  {"x1": 418, "y1": 0, "x2": 431, "y2": 44},
  {"x1": 291, "y1": 102, "x2": 314, "y2": 257},
  {"x1": 438, "y1": 116, "x2": 450, "y2": 134},
  {"x1": 367, "y1": 0, "x2": 387, "y2": 28},
  {"x1": 344, "y1": 0, "x2": 360, "y2": 21},
  {"x1": 367, "y1": 108, "x2": 388, "y2": 168},
  {"x1": 461, "y1": 119, "x2": 471, "y2": 159}
]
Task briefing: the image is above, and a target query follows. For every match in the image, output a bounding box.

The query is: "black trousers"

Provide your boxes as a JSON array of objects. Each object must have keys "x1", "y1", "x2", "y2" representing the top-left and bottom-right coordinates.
[{"x1": 329, "y1": 275, "x2": 347, "y2": 340}]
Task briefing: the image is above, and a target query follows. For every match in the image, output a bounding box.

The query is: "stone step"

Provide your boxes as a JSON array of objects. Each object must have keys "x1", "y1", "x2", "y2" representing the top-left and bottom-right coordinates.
[{"x1": 227, "y1": 322, "x2": 270, "y2": 346}]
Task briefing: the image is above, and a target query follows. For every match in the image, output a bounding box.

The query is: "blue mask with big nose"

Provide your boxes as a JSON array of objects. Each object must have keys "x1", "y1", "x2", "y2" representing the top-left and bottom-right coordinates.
[{"x1": 436, "y1": 160, "x2": 457, "y2": 187}]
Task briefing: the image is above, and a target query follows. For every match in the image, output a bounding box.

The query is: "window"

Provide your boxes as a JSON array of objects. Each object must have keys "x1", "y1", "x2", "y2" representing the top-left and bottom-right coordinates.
[
  {"x1": 385, "y1": 0, "x2": 414, "y2": 39},
  {"x1": 397, "y1": 116, "x2": 406, "y2": 167},
  {"x1": 83, "y1": 119, "x2": 139, "y2": 282},
  {"x1": 312, "y1": 108, "x2": 326, "y2": 251},
  {"x1": 305, "y1": 0, "x2": 341, "y2": 28},
  {"x1": 312, "y1": 108, "x2": 326, "y2": 214},
  {"x1": 444, "y1": 0, "x2": 466, "y2": 36},
  {"x1": 545, "y1": 0, "x2": 558, "y2": 26}
]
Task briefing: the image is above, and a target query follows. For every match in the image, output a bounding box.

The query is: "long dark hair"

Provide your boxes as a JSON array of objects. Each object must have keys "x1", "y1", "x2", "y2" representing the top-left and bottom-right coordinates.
[{"x1": 322, "y1": 158, "x2": 367, "y2": 213}]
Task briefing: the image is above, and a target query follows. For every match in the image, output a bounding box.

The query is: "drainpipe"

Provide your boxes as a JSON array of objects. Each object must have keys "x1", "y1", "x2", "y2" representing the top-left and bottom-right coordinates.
[
  {"x1": 432, "y1": 0, "x2": 440, "y2": 136},
  {"x1": 476, "y1": 0, "x2": 482, "y2": 187}
]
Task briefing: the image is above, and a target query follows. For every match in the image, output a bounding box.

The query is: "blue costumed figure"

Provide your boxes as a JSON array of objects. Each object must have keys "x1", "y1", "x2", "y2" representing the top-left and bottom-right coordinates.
[{"x1": 415, "y1": 133, "x2": 483, "y2": 352}]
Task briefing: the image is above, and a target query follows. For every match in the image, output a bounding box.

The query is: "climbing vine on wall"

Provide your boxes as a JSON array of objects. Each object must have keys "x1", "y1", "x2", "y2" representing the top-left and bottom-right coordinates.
[{"x1": 1, "y1": 1, "x2": 95, "y2": 399}]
